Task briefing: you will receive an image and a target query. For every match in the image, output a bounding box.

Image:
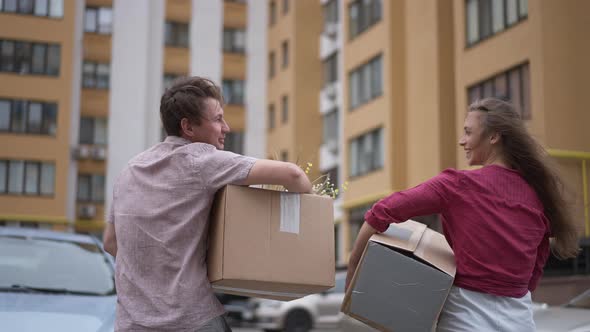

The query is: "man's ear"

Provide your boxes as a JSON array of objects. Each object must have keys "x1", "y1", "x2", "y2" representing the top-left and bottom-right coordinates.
[
  {"x1": 490, "y1": 131, "x2": 501, "y2": 145},
  {"x1": 180, "y1": 118, "x2": 194, "y2": 138}
]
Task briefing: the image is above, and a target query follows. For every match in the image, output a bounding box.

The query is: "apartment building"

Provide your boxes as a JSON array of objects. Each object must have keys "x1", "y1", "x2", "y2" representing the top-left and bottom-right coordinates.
[
  {"x1": 272, "y1": 0, "x2": 590, "y2": 284},
  {"x1": 1, "y1": 0, "x2": 257, "y2": 235},
  {"x1": 266, "y1": 0, "x2": 322, "y2": 177},
  {"x1": 0, "y1": 0, "x2": 79, "y2": 231}
]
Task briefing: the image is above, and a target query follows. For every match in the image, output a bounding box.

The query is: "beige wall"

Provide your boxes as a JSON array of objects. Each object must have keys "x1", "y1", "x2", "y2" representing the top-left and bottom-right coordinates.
[{"x1": 0, "y1": 1, "x2": 78, "y2": 222}]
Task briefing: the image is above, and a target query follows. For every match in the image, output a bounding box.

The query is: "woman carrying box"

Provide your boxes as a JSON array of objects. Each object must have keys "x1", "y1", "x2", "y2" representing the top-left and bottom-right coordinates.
[{"x1": 346, "y1": 97, "x2": 579, "y2": 332}]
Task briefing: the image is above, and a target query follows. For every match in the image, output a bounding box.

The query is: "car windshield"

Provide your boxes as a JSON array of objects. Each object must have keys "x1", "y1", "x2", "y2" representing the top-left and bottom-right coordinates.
[
  {"x1": 567, "y1": 289, "x2": 590, "y2": 309},
  {"x1": 0, "y1": 235, "x2": 115, "y2": 296}
]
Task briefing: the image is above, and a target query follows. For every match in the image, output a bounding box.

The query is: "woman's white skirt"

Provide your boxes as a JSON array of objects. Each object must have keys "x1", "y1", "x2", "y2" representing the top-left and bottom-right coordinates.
[{"x1": 436, "y1": 286, "x2": 535, "y2": 332}]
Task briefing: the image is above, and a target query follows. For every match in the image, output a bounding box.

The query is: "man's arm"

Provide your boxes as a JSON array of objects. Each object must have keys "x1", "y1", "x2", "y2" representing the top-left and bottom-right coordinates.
[
  {"x1": 241, "y1": 159, "x2": 312, "y2": 193},
  {"x1": 103, "y1": 222, "x2": 117, "y2": 257},
  {"x1": 345, "y1": 222, "x2": 378, "y2": 291}
]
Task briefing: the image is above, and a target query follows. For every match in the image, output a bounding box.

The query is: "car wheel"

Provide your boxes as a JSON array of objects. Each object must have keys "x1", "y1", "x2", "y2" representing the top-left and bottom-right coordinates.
[{"x1": 284, "y1": 309, "x2": 313, "y2": 332}]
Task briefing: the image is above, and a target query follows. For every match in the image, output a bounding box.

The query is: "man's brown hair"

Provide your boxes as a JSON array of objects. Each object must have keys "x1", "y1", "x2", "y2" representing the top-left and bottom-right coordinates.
[{"x1": 160, "y1": 76, "x2": 224, "y2": 136}]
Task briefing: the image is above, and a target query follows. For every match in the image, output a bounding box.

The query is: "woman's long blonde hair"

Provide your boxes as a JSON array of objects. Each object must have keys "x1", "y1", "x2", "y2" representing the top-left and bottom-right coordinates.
[{"x1": 469, "y1": 98, "x2": 579, "y2": 259}]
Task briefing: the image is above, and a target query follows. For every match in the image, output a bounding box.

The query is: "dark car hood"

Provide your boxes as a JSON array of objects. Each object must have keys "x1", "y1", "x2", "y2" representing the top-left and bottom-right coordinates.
[{"x1": 0, "y1": 292, "x2": 116, "y2": 332}]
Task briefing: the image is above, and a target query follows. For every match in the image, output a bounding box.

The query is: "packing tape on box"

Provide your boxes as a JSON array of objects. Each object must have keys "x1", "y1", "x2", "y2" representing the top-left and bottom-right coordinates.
[
  {"x1": 280, "y1": 193, "x2": 300, "y2": 234},
  {"x1": 213, "y1": 285, "x2": 308, "y2": 298}
]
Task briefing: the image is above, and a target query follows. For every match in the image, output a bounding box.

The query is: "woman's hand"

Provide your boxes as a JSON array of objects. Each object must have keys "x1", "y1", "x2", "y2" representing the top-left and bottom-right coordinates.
[{"x1": 345, "y1": 222, "x2": 378, "y2": 292}]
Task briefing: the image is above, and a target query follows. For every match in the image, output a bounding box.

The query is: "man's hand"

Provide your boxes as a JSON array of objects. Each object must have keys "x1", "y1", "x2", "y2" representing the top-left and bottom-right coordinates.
[
  {"x1": 103, "y1": 222, "x2": 118, "y2": 257},
  {"x1": 345, "y1": 222, "x2": 378, "y2": 292},
  {"x1": 242, "y1": 159, "x2": 312, "y2": 193}
]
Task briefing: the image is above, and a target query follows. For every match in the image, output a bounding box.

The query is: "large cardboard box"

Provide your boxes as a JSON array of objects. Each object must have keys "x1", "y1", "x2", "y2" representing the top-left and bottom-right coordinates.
[
  {"x1": 207, "y1": 185, "x2": 335, "y2": 301},
  {"x1": 341, "y1": 220, "x2": 456, "y2": 332}
]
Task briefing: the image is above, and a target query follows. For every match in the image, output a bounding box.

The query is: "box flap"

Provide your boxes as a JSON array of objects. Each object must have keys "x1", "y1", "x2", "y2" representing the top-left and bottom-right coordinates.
[
  {"x1": 369, "y1": 219, "x2": 427, "y2": 253},
  {"x1": 414, "y1": 228, "x2": 456, "y2": 277}
]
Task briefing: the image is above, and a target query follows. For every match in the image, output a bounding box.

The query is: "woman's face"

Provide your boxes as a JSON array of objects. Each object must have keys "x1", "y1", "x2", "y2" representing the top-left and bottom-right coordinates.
[{"x1": 458, "y1": 111, "x2": 495, "y2": 166}]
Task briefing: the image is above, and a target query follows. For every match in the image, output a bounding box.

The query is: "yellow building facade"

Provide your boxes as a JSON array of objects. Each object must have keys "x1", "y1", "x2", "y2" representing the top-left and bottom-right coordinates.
[{"x1": 267, "y1": 0, "x2": 590, "y2": 280}]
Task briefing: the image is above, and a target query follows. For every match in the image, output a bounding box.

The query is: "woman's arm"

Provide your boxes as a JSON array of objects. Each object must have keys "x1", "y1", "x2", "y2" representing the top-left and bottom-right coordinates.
[{"x1": 345, "y1": 222, "x2": 378, "y2": 291}]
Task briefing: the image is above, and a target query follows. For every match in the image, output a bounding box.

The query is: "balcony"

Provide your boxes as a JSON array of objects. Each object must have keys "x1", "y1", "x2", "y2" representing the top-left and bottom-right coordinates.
[
  {"x1": 319, "y1": 81, "x2": 341, "y2": 114},
  {"x1": 320, "y1": 22, "x2": 341, "y2": 59}
]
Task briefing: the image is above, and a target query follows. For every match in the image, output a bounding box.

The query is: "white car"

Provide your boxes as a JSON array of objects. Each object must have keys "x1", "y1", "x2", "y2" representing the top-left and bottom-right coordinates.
[{"x1": 248, "y1": 272, "x2": 347, "y2": 332}]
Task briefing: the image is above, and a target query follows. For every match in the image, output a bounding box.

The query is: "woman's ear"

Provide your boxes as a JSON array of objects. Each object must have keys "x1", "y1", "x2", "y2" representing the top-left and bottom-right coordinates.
[{"x1": 490, "y1": 132, "x2": 501, "y2": 145}]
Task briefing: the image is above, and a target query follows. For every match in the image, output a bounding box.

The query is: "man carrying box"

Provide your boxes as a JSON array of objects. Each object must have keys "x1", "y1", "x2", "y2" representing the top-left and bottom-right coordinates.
[{"x1": 102, "y1": 76, "x2": 312, "y2": 332}]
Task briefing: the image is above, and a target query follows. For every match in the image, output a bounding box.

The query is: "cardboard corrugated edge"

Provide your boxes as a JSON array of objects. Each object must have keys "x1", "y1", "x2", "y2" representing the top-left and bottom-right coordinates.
[
  {"x1": 207, "y1": 186, "x2": 227, "y2": 283},
  {"x1": 369, "y1": 219, "x2": 427, "y2": 253},
  {"x1": 414, "y1": 228, "x2": 456, "y2": 277},
  {"x1": 340, "y1": 241, "x2": 390, "y2": 332}
]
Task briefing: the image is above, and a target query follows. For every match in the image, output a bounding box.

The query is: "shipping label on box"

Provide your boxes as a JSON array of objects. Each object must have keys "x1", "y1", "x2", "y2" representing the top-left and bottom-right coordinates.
[
  {"x1": 341, "y1": 220, "x2": 456, "y2": 332},
  {"x1": 207, "y1": 185, "x2": 335, "y2": 301}
]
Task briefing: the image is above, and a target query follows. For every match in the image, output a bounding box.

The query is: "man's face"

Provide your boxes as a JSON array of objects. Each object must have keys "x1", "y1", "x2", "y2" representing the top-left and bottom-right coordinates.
[
  {"x1": 189, "y1": 98, "x2": 230, "y2": 149},
  {"x1": 458, "y1": 111, "x2": 493, "y2": 166}
]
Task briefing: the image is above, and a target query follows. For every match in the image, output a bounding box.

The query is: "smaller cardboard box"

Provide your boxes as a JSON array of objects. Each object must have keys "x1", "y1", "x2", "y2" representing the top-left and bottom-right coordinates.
[
  {"x1": 207, "y1": 185, "x2": 335, "y2": 301},
  {"x1": 341, "y1": 220, "x2": 456, "y2": 332}
]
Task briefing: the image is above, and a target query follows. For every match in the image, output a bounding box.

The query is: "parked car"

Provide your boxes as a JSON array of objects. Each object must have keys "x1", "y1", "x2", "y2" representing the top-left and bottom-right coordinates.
[
  {"x1": 248, "y1": 271, "x2": 348, "y2": 332},
  {"x1": 215, "y1": 292, "x2": 251, "y2": 326},
  {"x1": 0, "y1": 227, "x2": 116, "y2": 332},
  {"x1": 534, "y1": 289, "x2": 590, "y2": 332}
]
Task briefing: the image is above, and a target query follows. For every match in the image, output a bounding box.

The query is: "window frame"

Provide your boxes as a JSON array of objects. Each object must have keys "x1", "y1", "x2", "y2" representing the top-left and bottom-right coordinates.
[
  {"x1": 0, "y1": 159, "x2": 55, "y2": 196},
  {"x1": 465, "y1": 0, "x2": 528, "y2": 47},
  {"x1": 0, "y1": 98, "x2": 58, "y2": 136},
  {"x1": 0, "y1": 0, "x2": 63, "y2": 18}
]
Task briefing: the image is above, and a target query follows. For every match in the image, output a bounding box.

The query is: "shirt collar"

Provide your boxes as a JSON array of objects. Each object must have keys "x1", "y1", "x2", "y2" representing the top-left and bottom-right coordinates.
[{"x1": 164, "y1": 136, "x2": 192, "y2": 146}]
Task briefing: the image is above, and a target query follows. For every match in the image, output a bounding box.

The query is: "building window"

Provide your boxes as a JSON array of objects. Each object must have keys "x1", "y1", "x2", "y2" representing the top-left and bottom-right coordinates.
[
  {"x1": 465, "y1": 0, "x2": 528, "y2": 46},
  {"x1": 84, "y1": 6, "x2": 113, "y2": 34},
  {"x1": 77, "y1": 174, "x2": 105, "y2": 203},
  {"x1": 0, "y1": 39, "x2": 60, "y2": 76},
  {"x1": 164, "y1": 21, "x2": 189, "y2": 48},
  {"x1": 280, "y1": 150, "x2": 288, "y2": 162},
  {"x1": 268, "y1": 51, "x2": 275, "y2": 78},
  {"x1": 467, "y1": 62, "x2": 530, "y2": 119},
  {"x1": 0, "y1": 160, "x2": 55, "y2": 196},
  {"x1": 79, "y1": 117, "x2": 107, "y2": 145},
  {"x1": 323, "y1": 0, "x2": 339, "y2": 28},
  {"x1": 224, "y1": 131, "x2": 244, "y2": 155},
  {"x1": 222, "y1": 79, "x2": 245, "y2": 105},
  {"x1": 323, "y1": 52, "x2": 338, "y2": 86},
  {"x1": 322, "y1": 108, "x2": 339, "y2": 146},
  {"x1": 0, "y1": 0, "x2": 63, "y2": 18},
  {"x1": 282, "y1": 0, "x2": 289, "y2": 15},
  {"x1": 281, "y1": 40, "x2": 289, "y2": 69},
  {"x1": 0, "y1": 98, "x2": 57, "y2": 136},
  {"x1": 268, "y1": 104, "x2": 275, "y2": 130},
  {"x1": 348, "y1": 0, "x2": 381, "y2": 39},
  {"x1": 349, "y1": 54, "x2": 382, "y2": 110},
  {"x1": 223, "y1": 28, "x2": 246, "y2": 53},
  {"x1": 82, "y1": 61, "x2": 110, "y2": 89},
  {"x1": 281, "y1": 95, "x2": 288, "y2": 124},
  {"x1": 349, "y1": 127, "x2": 383, "y2": 177},
  {"x1": 269, "y1": 0, "x2": 277, "y2": 26}
]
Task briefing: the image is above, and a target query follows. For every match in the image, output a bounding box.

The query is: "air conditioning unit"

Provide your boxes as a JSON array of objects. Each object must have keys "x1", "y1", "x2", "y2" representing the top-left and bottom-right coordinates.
[
  {"x1": 324, "y1": 84, "x2": 337, "y2": 100},
  {"x1": 78, "y1": 204, "x2": 96, "y2": 219},
  {"x1": 73, "y1": 145, "x2": 91, "y2": 160},
  {"x1": 326, "y1": 140, "x2": 339, "y2": 154},
  {"x1": 91, "y1": 146, "x2": 107, "y2": 160},
  {"x1": 324, "y1": 22, "x2": 338, "y2": 39}
]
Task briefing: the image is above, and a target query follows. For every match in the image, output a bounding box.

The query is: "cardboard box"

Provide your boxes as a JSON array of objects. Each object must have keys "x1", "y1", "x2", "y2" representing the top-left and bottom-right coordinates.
[
  {"x1": 341, "y1": 220, "x2": 456, "y2": 332},
  {"x1": 207, "y1": 185, "x2": 335, "y2": 301}
]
